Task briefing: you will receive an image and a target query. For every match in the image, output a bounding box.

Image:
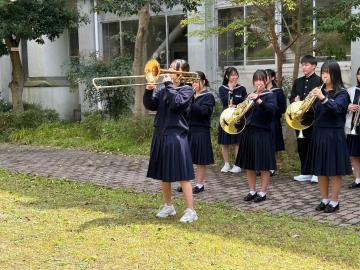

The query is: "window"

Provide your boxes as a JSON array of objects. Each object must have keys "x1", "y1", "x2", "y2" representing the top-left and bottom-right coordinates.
[
  {"x1": 102, "y1": 14, "x2": 187, "y2": 66},
  {"x1": 102, "y1": 22, "x2": 120, "y2": 59},
  {"x1": 218, "y1": 7, "x2": 244, "y2": 67}
]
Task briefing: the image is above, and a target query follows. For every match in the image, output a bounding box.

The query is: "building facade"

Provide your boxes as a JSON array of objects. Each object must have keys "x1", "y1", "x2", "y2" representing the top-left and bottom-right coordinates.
[{"x1": 0, "y1": 0, "x2": 359, "y2": 119}]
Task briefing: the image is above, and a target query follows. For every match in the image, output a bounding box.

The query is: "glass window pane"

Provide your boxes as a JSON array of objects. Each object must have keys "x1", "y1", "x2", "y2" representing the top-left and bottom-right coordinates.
[
  {"x1": 218, "y1": 7, "x2": 244, "y2": 67},
  {"x1": 167, "y1": 15, "x2": 188, "y2": 64},
  {"x1": 102, "y1": 22, "x2": 120, "y2": 59},
  {"x1": 246, "y1": 5, "x2": 275, "y2": 65},
  {"x1": 121, "y1": 20, "x2": 138, "y2": 58},
  {"x1": 147, "y1": 16, "x2": 167, "y2": 68}
]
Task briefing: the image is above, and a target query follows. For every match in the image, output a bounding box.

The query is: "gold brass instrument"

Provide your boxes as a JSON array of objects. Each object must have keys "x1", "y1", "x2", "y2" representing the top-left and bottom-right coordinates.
[
  {"x1": 220, "y1": 90, "x2": 261, "y2": 135},
  {"x1": 285, "y1": 80, "x2": 327, "y2": 138},
  {"x1": 350, "y1": 97, "x2": 360, "y2": 135},
  {"x1": 92, "y1": 59, "x2": 200, "y2": 91}
]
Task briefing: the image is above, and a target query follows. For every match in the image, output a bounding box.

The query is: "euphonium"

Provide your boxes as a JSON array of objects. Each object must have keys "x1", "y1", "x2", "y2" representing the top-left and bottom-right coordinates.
[
  {"x1": 220, "y1": 92, "x2": 257, "y2": 135},
  {"x1": 285, "y1": 80, "x2": 327, "y2": 137}
]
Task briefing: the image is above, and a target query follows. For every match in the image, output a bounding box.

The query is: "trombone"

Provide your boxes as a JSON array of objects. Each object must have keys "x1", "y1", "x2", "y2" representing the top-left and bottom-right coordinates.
[{"x1": 92, "y1": 59, "x2": 200, "y2": 91}]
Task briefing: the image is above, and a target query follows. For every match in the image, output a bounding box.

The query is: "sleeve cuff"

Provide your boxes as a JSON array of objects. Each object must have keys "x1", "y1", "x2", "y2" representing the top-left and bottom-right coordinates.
[{"x1": 321, "y1": 97, "x2": 328, "y2": 104}]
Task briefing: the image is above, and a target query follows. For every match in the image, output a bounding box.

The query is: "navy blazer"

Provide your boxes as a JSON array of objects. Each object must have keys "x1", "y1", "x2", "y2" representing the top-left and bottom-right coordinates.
[
  {"x1": 219, "y1": 84, "x2": 247, "y2": 110},
  {"x1": 313, "y1": 88, "x2": 350, "y2": 128},
  {"x1": 245, "y1": 91, "x2": 277, "y2": 131},
  {"x1": 189, "y1": 90, "x2": 215, "y2": 128},
  {"x1": 143, "y1": 82, "x2": 193, "y2": 134}
]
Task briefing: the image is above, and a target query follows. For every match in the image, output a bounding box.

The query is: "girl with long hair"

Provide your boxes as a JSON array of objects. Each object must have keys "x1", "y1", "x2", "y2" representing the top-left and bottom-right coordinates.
[
  {"x1": 305, "y1": 60, "x2": 351, "y2": 213},
  {"x1": 218, "y1": 67, "x2": 247, "y2": 173}
]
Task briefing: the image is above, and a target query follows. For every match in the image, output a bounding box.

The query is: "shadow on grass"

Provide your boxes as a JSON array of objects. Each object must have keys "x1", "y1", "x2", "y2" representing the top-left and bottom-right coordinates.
[{"x1": 0, "y1": 169, "x2": 359, "y2": 268}]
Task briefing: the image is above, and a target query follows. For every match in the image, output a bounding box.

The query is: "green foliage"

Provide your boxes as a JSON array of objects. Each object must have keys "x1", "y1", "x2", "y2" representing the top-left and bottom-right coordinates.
[
  {"x1": 66, "y1": 54, "x2": 133, "y2": 119},
  {"x1": 6, "y1": 114, "x2": 154, "y2": 156},
  {"x1": 0, "y1": 0, "x2": 87, "y2": 56},
  {"x1": 95, "y1": 0, "x2": 201, "y2": 16},
  {"x1": 0, "y1": 105, "x2": 59, "y2": 137},
  {"x1": 318, "y1": 0, "x2": 360, "y2": 42},
  {"x1": 0, "y1": 97, "x2": 12, "y2": 113}
]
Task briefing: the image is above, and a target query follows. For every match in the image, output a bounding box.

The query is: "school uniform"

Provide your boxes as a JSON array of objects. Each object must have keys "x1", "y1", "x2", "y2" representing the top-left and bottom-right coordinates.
[
  {"x1": 218, "y1": 84, "x2": 247, "y2": 144},
  {"x1": 304, "y1": 89, "x2": 352, "y2": 176},
  {"x1": 346, "y1": 85, "x2": 360, "y2": 156},
  {"x1": 289, "y1": 73, "x2": 322, "y2": 174},
  {"x1": 143, "y1": 82, "x2": 195, "y2": 182},
  {"x1": 235, "y1": 91, "x2": 277, "y2": 171},
  {"x1": 188, "y1": 89, "x2": 215, "y2": 165},
  {"x1": 270, "y1": 86, "x2": 286, "y2": 151}
]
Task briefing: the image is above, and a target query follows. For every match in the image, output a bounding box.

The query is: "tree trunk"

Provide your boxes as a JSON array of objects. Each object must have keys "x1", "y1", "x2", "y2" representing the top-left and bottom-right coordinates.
[
  {"x1": 292, "y1": 0, "x2": 304, "y2": 82},
  {"x1": 265, "y1": 7, "x2": 284, "y2": 86},
  {"x1": 133, "y1": 2, "x2": 150, "y2": 115},
  {"x1": 5, "y1": 37, "x2": 24, "y2": 112}
]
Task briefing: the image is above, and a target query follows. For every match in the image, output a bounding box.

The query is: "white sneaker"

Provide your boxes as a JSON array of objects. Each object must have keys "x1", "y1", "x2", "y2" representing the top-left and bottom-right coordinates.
[
  {"x1": 179, "y1": 208, "x2": 198, "y2": 223},
  {"x1": 229, "y1": 165, "x2": 241, "y2": 173},
  {"x1": 293, "y1": 175, "x2": 312, "y2": 182},
  {"x1": 221, "y1": 163, "x2": 231, "y2": 172},
  {"x1": 310, "y1": 175, "x2": 318, "y2": 183},
  {"x1": 156, "y1": 204, "x2": 176, "y2": 218}
]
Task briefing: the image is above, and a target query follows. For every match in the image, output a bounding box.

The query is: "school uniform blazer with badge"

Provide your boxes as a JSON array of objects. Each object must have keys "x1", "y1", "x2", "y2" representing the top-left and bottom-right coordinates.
[
  {"x1": 304, "y1": 88, "x2": 352, "y2": 176},
  {"x1": 218, "y1": 84, "x2": 247, "y2": 145},
  {"x1": 143, "y1": 81, "x2": 195, "y2": 182},
  {"x1": 235, "y1": 90, "x2": 278, "y2": 171},
  {"x1": 188, "y1": 89, "x2": 216, "y2": 165},
  {"x1": 346, "y1": 85, "x2": 360, "y2": 157},
  {"x1": 270, "y1": 86, "x2": 287, "y2": 151}
]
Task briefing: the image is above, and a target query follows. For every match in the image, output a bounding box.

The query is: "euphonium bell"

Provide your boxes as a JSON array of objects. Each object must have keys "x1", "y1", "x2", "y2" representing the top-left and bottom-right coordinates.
[
  {"x1": 285, "y1": 80, "x2": 327, "y2": 137},
  {"x1": 219, "y1": 97, "x2": 255, "y2": 134}
]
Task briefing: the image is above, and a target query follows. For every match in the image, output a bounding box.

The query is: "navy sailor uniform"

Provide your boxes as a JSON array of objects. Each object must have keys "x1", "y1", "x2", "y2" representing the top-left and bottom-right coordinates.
[
  {"x1": 218, "y1": 84, "x2": 247, "y2": 144},
  {"x1": 235, "y1": 91, "x2": 277, "y2": 171},
  {"x1": 188, "y1": 89, "x2": 215, "y2": 165},
  {"x1": 346, "y1": 85, "x2": 360, "y2": 156},
  {"x1": 270, "y1": 86, "x2": 286, "y2": 151},
  {"x1": 304, "y1": 89, "x2": 352, "y2": 176},
  {"x1": 143, "y1": 82, "x2": 195, "y2": 182}
]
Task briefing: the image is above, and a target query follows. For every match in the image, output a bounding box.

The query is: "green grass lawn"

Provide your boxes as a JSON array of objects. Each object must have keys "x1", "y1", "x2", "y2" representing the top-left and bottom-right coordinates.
[{"x1": 0, "y1": 169, "x2": 359, "y2": 269}]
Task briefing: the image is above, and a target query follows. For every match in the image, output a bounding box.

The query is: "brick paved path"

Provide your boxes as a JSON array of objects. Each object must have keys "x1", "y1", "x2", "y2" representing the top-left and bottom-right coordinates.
[{"x1": 0, "y1": 144, "x2": 359, "y2": 226}]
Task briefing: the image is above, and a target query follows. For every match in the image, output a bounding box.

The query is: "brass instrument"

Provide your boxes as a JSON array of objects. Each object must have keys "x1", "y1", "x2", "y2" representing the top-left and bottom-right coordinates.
[
  {"x1": 350, "y1": 97, "x2": 360, "y2": 135},
  {"x1": 220, "y1": 90, "x2": 262, "y2": 135},
  {"x1": 92, "y1": 59, "x2": 200, "y2": 91},
  {"x1": 285, "y1": 80, "x2": 327, "y2": 138}
]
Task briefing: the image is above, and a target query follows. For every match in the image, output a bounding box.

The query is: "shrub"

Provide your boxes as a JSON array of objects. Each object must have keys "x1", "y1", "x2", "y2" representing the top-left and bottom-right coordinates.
[
  {"x1": 0, "y1": 105, "x2": 59, "y2": 136},
  {"x1": 66, "y1": 53, "x2": 133, "y2": 119}
]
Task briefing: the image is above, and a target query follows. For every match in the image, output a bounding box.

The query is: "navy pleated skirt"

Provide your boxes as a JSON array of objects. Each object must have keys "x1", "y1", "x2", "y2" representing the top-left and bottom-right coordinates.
[
  {"x1": 271, "y1": 118, "x2": 285, "y2": 152},
  {"x1": 188, "y1": 126, "x2": 214, "y2": 165},
  {"x1": 217, "y1": 125, "x2": 241, "y2": 145},
  {"x1": 304, "y1": 127, "x2": 352, "y2": 176},
  {"x1": 147, "y1": 131, "x2": 195, "y2": 182},
  {"x1": 347, "y1": 134, "x2": 360, "y2": 157},
  {"x1": 235, "y1": 126, "x2": 276, "y2": 171}
]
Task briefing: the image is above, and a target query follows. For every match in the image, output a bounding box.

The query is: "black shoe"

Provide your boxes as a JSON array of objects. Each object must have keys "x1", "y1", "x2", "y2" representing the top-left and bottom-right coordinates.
[
  {"x1": 315, "y1": 202, "x2": 329, "y2": 211},
  {"x1": 244, "y1": 192, "x2": 257, "y2": 201},
  {"x1": 176, "y1": 186, "x2": 182, "y2": 192},
  {"x1": 193, "y1": 185, "x2": 204, "y2": 194},
  {"x1": 270, "y1": 171, "x2": 276, "y2": 177},
  {"x1": 253, "y1": 194, "x2": 267, "y2": 203},
  {"x1": 348, "y1": 182, "x2": 360, "y2": 189},
  {"x1": 324, "y1": 203, "x2": 340, "y2": 213}
]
